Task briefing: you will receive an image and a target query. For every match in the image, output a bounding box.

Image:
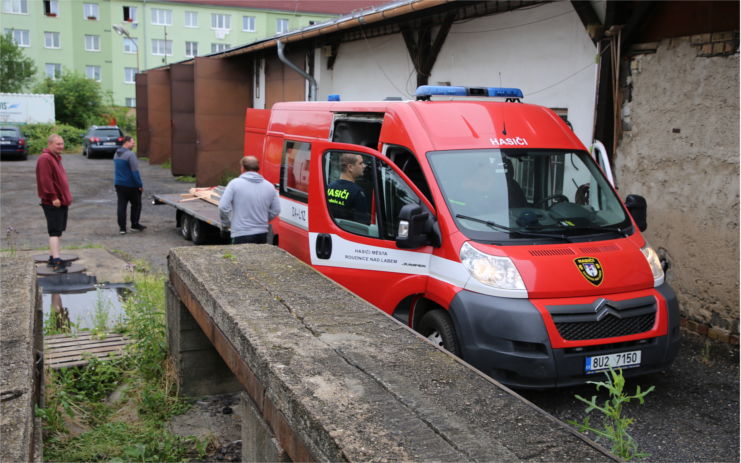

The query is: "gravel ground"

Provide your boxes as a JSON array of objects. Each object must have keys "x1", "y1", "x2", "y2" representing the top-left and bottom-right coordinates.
[{"x1": 2, "y1": 152, "x2": 738, "y2": 462}]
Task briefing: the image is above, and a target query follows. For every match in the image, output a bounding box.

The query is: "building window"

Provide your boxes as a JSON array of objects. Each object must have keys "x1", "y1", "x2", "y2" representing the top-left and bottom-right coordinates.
[
  {"x1": 45, "y1": 63, "x2": 62, "y2": 79},
  {"x1": 5, "y1": 29, "x2": 30, "y2": 47},
  {"x1": 125, "y1": 97, "x2": 136, "y2": 107},
  {"x1": 242, "y1": 15, "x2": 255, "y2": 32},
  {"x1": 3, "y1": 0, "x2": 27, "y2": 14},
  {"x1": 44, "y1": 31, "x2": 60, "y2": 48},
  {"x1": 84, "y1": 34, "x2": 100, "y2": 51},
  {"x1": 43, "y1": 0, "x2": 58, "y2": 16},
  {"x1": 86, "y1": 65, "x2": 101, "y2": 81},
  {"x1": 151, "y1": 8, "x2": 171, "y2": 26},
  {"x1": 211, "y1": 43, "x2": 230, "y2": 53},
  {"x1": 151, "y1": 39, "x2": 172, "y2": 56},
  {"x1": 83, "y1": 3, "x2": 98, "y2": 20},
  {"x1": 185, "y1": 41, "x2": 197, "y2": 57},
  {"x1": 184, "y1": 11, "x2": 197, "y2": 27},
  {"x1": 124, "y1": 67, "x2": 136, "y2": 83},
  {"x1": 123, "y1": 5, "x2": 136, "y2": 22},
  {"x1": 276, "y1": 18, "x2": 289, "y2": 34},
  {"x1": 123, "y1": 37, "x2": 137, "y2": 53},
  {"x1": 211, "y1": 13, "x2": 230, "y2": 30}
]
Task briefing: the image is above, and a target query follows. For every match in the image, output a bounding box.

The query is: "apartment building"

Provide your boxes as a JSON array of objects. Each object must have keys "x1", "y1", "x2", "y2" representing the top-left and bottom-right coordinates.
[{"x1": 1, "y1": 0, "x2": 340, "y2": 106}]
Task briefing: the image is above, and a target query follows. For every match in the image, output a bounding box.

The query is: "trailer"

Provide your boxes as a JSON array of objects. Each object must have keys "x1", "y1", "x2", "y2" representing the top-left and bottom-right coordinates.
[{"x1": 152, "y1": 192, "x2": 228, "y2": 245}]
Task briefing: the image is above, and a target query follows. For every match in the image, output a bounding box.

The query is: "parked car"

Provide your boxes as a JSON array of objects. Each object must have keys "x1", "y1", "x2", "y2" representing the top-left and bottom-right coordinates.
[
  {"x1": 82, "y1": 126, "x2": 125, "y2": 158},
  {"x1": 0, "y1": 126, "x2": 28, "y2": 160}
]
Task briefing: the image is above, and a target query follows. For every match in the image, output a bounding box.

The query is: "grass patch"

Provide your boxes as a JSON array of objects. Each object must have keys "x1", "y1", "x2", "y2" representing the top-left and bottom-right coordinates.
[
  {"x1": 175, "y1": 176, "x2": 197, "y2": 183},
  {"x1": 38, "y1": 271, "x2": 207, "y2": 462},
  {"x1": 161, "y1": 160, "x2": 172, "y2": 170}
]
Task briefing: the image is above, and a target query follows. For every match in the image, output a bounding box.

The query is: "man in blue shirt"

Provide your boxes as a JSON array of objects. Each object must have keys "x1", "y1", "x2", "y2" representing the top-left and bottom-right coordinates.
[{"x1": 113, "y1": 136, "x2": 145, "y2": 234}]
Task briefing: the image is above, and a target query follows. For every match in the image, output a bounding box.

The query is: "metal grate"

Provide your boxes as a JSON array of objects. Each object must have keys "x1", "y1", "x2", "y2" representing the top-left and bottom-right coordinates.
[
  {"x1": 556, "y1": 313, "x2": 656, "y2": 341},
  {"x1": 547, "y1": 296, "x2": 657, "y2": 341},
  {"x1": 529, "y1": 248, "x2": 575, "y2": 256}
]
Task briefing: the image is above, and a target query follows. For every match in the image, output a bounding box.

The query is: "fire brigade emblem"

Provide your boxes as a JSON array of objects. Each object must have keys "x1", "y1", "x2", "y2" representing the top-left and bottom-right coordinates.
[{"x1": 574, "y1": 257, "x2": 603, "y2": 286}]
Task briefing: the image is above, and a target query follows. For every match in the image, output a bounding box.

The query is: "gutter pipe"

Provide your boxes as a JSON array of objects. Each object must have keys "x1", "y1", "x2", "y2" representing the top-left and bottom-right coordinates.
[{"x1": 277, "y1": 39, "x2": 317, "y2": 101}]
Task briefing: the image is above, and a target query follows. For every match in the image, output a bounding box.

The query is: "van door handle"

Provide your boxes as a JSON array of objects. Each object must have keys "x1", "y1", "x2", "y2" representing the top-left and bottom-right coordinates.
[{"x1": 316, "y1": 233, "x2": 332, "y2": 259}]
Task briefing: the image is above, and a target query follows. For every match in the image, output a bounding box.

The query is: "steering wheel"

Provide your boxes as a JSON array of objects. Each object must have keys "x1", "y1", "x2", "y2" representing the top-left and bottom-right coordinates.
[{"x1": 533, "y1": 194, "x2": 569, "y2": 209}]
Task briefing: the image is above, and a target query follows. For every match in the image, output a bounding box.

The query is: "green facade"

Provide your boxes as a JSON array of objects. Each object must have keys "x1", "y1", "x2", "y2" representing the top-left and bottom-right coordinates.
[{"x1": 1, "y1": 0, "x2": 334, "y2": 106}]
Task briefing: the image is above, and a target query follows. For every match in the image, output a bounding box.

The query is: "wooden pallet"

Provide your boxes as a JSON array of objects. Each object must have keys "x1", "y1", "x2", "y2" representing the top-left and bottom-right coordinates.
[
  {"x1": 179, "y1": 186, "x2": 224, "y2": 206},
  {"x1": 44, "y1": 332, "x2": 133, "y2": 369}
]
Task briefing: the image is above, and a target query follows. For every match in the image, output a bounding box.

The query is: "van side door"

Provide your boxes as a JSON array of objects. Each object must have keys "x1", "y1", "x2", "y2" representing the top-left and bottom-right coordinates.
[{"x1": 307, "y1": 141, "x2": 437, "y2": 314}]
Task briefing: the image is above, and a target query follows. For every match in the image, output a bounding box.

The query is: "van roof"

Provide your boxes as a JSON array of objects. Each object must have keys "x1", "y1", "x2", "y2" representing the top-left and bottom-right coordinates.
[{"x1": 271, "y1": 100, "x2": 585, "y2": 152}]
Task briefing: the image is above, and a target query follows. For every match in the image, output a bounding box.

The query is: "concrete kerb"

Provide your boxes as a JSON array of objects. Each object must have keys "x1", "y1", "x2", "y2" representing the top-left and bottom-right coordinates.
[
  {"x1": 0, "y1": 256, "x2": 43, "y2": 463},
  {"x1": 167, "y1": 245, "x2": 618, "y2": 462}
]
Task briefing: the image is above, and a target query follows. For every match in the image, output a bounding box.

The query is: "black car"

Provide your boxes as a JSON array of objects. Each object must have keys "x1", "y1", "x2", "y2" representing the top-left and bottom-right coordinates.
[
  {"x1": 0, "y1": 126, "x2": 28, "y2": 160},
  {"x1": 82, "y1": 126, "x2": 125, "y2": 158}
]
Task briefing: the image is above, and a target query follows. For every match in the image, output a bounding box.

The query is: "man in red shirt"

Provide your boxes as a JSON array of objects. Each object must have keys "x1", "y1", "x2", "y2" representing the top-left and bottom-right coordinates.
[{"x1": 36, "y1": 134, "x2": 72, "y2": 273}]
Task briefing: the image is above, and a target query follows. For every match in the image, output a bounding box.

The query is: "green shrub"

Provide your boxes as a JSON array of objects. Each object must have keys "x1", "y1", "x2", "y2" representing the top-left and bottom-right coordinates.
[
  {"x1": 102, "y1": 105, "x2": 136, "y2": 136},
  {"x1": 23, "y1": 123, "x2": 85, "y2": 154}
]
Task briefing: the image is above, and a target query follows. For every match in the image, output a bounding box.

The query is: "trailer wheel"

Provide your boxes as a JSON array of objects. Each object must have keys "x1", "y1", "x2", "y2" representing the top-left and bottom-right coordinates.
[
  {"x1": 180, "y1": 215, "x2": 193, "y2": 241},
  {"x1": 418, "y1": 310, "x2": 460, "y2": 356},
  {"x1": 190, "y1": 219, "x2": 208, "y2": 245}
]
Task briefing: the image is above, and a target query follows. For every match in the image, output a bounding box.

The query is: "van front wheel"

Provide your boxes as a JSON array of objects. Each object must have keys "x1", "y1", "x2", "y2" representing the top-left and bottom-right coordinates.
[{"x1": 418, "y1": 310, "x2": 460, "y2": 356}]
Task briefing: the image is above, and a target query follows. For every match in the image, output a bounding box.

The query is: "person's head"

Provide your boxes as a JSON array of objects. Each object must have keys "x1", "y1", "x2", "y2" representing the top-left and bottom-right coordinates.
[
  {"x1": 340, "y1": 152, "x2": 366, "y2": 181},
  {"x1": 47, "y1": 134, "x2": 64, "y2": 156},
  {"x1": 241, "y1": 156, "x2": 259, "y2": 172},
  {"x1": 122, "y1": 136, "x2": 135, "y2": 149}
]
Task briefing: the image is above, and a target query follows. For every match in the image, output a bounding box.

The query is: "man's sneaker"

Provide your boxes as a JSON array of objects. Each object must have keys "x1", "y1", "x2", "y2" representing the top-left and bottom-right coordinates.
[
  {"x1": 52, "y1": 261, "x2": 68, "y2": 273},
  {"x1": 120, "y1": 230, "x2": 127, "y2": 235},
  {"x1": 46, "y1": 256, "x2": 54, "y2": 267},
  {"x1": 131, "y1": 224, "x2": 147, "y2": 231}
]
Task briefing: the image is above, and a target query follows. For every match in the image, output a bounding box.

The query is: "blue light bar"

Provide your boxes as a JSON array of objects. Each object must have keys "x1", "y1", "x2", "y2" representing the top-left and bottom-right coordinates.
[
  {"x1": 416, "y1": 85, "x2": 523, "y2": 99},
  {"x1": 328, "y1": 94, "x2": 341, "y2": 101}
]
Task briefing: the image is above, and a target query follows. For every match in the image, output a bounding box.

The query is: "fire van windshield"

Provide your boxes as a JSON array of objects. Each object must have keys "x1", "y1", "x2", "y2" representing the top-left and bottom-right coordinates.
[{"x1": 427, "y1": 148, "x2": 632, "y2": 243}]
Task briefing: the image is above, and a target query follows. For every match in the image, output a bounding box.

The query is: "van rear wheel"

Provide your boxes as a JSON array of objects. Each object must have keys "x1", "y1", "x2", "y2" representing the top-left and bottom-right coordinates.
[
  {"x1": 418, "y1": 310, "x2": 460, "y2": 356},
  {"x1": 180, "y1": 215, "x2": 193, "y2": 241}
]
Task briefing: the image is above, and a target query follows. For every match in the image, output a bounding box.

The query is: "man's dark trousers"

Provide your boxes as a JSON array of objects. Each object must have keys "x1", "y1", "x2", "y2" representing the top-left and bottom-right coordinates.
[{"x1": 116, "y1": 185, "x2": 142, "y2": 230}]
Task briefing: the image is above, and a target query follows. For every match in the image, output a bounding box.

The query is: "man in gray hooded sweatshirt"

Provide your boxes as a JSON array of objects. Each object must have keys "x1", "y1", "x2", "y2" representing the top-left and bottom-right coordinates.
[{"x1": 219, "y1": 156, "x2": 280, "y2": 244}]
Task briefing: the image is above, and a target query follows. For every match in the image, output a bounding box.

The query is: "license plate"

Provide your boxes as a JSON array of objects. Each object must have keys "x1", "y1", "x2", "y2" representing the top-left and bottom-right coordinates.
[
  {"x1": 0, "y1": 141, "x2": 11, "y2": 144},
  {"x1": 585, "y1": 350, "x2": 641, "y2": 374},
  {"x1": 103, "y1": 142, "x2": 115, "y2": 145}
]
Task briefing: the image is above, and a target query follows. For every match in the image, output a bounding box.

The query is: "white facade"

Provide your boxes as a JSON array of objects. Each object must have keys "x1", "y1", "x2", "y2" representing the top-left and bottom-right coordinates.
[{"x1": 313, "y1": 2, "x2": 598, "y2": 147}]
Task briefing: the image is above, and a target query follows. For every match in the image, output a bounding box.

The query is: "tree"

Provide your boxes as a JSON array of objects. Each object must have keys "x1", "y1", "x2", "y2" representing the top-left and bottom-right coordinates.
[
  {"x1": 34, "y1": 71, "x2": 105, "y2": 128},
  {"x1": 0, "y1": 32, "x2": 37, "y2": 93}
]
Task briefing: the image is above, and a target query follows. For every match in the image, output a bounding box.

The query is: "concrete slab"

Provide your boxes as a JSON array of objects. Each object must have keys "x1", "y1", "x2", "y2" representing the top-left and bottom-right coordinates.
[{"x1": 168, "y1": 245, "x2": 617, "y2": 462}]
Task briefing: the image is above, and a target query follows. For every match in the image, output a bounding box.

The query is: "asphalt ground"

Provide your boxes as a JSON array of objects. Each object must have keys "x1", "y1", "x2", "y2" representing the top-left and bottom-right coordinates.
[{"x1": 1, "y1": 152, "x2": 738, "y2": 462}]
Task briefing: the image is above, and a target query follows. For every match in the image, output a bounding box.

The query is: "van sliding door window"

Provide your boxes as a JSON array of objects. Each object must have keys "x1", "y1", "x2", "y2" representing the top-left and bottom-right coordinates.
[{"x1": 281, "y1": 141, "x2": 310, "y2": 202}]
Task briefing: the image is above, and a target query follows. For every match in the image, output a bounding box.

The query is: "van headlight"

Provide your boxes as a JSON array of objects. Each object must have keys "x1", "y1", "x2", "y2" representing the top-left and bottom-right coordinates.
[
  {"x1": 460, "y1": 242, "x2": 525, "y2": 290},
  {"x1": 641, "y1": 244, "x2": 664, "y2": 286}
]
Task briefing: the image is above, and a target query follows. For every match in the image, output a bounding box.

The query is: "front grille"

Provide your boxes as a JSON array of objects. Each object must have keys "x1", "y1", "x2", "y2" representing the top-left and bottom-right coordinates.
[{"x1": 547, "y1": 296, "x2": 657, "y2": 341}]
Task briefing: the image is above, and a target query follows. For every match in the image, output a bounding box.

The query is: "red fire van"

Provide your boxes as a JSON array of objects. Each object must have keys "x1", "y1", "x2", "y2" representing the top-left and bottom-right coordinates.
[{"x1": 245, "y1": 86, "x2": 680, "y2": 388}]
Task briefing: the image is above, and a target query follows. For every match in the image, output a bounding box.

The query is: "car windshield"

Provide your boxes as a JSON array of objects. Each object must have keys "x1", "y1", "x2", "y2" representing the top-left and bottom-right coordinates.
[
  {"x1": 93, "y1": 128, "x2": 121, "y2": 137},
  {"x1": 1, "y1": 128, "x2": 19, "y2": 136},
  {"x1": 427, "y1": 148, "x2": 632, "y2": 243}
]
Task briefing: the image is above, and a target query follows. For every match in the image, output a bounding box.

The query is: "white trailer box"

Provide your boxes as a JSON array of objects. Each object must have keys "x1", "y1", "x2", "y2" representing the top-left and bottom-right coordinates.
[{"x1": 0, "y1": 93, "x2": 55, "y2": 124}]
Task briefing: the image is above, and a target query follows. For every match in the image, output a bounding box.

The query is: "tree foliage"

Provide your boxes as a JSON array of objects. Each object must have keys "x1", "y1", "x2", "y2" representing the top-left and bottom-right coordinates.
[
  {"x1": 0, "y1": 32, "x2": 37, "y2": 92},
  {"x1": 34, "y1": 71, "x2": 105, "y2": 128}
]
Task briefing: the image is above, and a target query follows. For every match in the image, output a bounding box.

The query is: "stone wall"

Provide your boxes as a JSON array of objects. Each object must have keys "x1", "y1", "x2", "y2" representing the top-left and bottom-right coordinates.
[{"x1": 616, "y1": 34, "x2": 739, "y2": 342}]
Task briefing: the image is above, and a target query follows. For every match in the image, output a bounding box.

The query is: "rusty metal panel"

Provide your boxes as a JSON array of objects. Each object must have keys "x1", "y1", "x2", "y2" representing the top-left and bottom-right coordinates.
[
  {"x1": 170, "y1": 63, "x2": 196, "y2": 176},
  {"x1": 193, "y1": 56, "x2": 252, "y2": 187},
  {"x1": 265, "y1": 49, "x2": 306, "y2": 110},
  {"x1": 135, "y1": 73, "x2": 149, "y2": 158},
  {"x1": 147, "y1": 68, "x2": 172, "y2": 165}
]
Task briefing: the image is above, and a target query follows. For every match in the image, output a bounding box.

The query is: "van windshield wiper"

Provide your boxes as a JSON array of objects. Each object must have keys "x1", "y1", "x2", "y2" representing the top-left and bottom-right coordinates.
[
  {"x1": 456, "y1": 214, "x2": 571, "y2": 241},
  {"x1": 559, "y1": 224, "x2": 629, "y2": 237}
]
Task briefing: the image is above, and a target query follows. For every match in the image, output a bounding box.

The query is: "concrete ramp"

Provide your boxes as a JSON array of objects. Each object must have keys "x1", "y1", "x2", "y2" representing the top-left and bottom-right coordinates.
[{"x1": 167, "y1": 245, "x2": 616, "y2": 462}]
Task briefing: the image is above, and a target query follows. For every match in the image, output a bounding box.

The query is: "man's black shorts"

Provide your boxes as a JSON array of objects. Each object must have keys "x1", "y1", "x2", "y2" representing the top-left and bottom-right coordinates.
[{"x1": 41, "y1": 204, "x2": 68, "y2": 237}]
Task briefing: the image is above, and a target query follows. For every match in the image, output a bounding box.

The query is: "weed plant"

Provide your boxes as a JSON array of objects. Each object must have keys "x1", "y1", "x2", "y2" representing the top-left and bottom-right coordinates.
[
  {"x1": 568, "y1": 368, "x2": 654, "y2": 461},
  {"x1": 38, "y1": 272, "x2": 205, "y2": 462}
]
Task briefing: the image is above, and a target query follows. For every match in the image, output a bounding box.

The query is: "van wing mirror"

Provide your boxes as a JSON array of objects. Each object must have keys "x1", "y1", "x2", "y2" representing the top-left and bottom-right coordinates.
[
  {"x1": 396, "y1": 204, "x2": 439, "y2": 249},
  {"x1": 624, "y1": 194, "x2": 647, "y2": 231}
]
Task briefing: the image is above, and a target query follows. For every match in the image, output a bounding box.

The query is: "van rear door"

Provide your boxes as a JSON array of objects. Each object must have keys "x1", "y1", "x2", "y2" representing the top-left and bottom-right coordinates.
[{"x1": 306, "y1": 140, "x2": 437, "y2": 313}]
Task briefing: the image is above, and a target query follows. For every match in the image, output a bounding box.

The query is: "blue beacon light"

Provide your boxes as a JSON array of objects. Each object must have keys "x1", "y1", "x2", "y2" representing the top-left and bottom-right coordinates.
[
  {"x1": 416, "y1": 85, "x2": 523, "y2": 99},
  {"x1": 327, "y1": 94, "x2": 341, "y2": 101}
]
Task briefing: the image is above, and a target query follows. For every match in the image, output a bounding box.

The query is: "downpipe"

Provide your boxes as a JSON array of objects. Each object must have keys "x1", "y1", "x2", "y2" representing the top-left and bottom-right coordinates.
[{"x1": 277, "y1": 40, "x2": 317, "y2": 101}]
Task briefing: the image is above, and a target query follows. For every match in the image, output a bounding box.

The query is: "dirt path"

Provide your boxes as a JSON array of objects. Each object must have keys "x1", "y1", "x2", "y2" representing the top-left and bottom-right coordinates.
[{"x1": 1, "y1": 153, "x2": 194, "y2": 272}]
